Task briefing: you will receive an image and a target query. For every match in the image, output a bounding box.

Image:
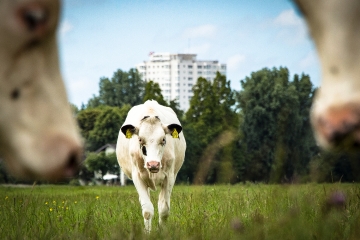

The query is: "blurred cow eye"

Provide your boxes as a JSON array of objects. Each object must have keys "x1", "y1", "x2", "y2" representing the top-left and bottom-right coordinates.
[
  {"x1": 162, "y1": 138, "x2": 166, "y2": 145},
  {"x1": 142, "y1": 146, "x2": 147, "y2": 156}
]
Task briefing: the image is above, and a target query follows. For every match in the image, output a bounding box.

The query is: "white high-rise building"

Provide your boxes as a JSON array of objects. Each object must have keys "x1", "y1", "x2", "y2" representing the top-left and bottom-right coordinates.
[{"x1": 136, "y1": 53, "x2": 227, "y2": 111}]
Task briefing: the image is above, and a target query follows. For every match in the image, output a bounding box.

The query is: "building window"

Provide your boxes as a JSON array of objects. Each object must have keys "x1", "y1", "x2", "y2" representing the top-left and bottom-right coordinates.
[
  {"x1": 188, "y1": 65, "x2": 193, "y2": 69},
  {"x1": 188, "y1": 83, "x2": 193, "y2": 87},
  {"x1": 188, "y1": 77, "x2": 193, "y2": 81},
  {"x1": 189, "y1": 71, "x2": 193, "y2": 74},
  {"x1": 198, "y1": 71, "x2": 202, "y2": 74},
  {"x1": 188, "y1": 90, "x2": 192, "y2": 93},
  {"x1": 197, "y1": 66, "x2": 202, "y2": 69}
]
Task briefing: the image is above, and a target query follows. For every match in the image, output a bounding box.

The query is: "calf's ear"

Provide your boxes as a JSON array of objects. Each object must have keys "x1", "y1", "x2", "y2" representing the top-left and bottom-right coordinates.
[
  {"x1": 166, "y1": 124, "x2": 182, "y2": 138},
  {"x1": 121, "y1": 125, "x2": 137, "y2": 139}
]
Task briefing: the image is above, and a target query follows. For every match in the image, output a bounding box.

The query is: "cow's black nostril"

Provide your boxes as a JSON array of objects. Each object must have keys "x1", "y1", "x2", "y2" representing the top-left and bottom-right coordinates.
[{"x1": 64, "y1": 151, "x2": 79, "y2": 177}]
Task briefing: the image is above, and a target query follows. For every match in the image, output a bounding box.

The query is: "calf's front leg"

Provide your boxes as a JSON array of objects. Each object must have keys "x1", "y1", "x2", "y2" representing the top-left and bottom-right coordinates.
[
  {"x1": 158, "y1": 173, "x2": 175, "y2": 225},
  {"x1": 132, "y1": 170, "x2": 154, "y2": 232}
]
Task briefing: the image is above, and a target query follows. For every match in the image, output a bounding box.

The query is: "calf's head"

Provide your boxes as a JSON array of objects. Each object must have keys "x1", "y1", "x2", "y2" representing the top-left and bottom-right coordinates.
[
  {"x1": 295, "y1": 0, "x2": 360, "y2": 150},
  {"x1": 121, "y1": 116, "x2": 182, "y2": 173},
  {"x1": 0, "y1": 0, "x2": 83, "y2": 180}
]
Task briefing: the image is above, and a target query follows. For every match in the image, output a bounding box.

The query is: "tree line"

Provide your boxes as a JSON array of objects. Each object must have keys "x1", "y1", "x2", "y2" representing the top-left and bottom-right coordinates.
[{"x1": 1, "y1": 67, "x2": 359, "y2": 184}]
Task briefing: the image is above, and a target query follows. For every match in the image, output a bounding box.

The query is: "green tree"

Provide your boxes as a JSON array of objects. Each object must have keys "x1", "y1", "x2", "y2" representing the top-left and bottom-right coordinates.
[
  {"x1": 87, "y1": 105, "x2": 130, "y2": 151},
  {"x1": 169, "y1": 99, "x2": 184, "y2": 120},
  {"x1": 77, "y1": 108, "x2": 103, "y2": 149},
  {"x1": 179, "y1": 72, "x2": 238, "y2": 184},
  {"x1": 85, "y1": 152, "x2": 119, "y2": 177},
  {"x1": 87, "y1": 68, "x2": 144, "y2": 108},
  {"x1": 143, "y1": 80, "x2": 168, "y2": 106},
  {"x1": 86, "y1": 95, "x2": 102, "y2": 109},
  {"x1": 237, "y1": 67, "x2": 317, "y2": 182}
]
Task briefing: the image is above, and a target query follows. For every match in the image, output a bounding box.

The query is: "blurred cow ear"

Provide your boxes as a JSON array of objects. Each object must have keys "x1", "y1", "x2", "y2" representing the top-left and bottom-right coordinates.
[
  {"x1": 166, "y1": 124, "x2": 182, "y2": 138},
  {"x1": 121, "y1": 125, "x2": 137, "y2": 139}
]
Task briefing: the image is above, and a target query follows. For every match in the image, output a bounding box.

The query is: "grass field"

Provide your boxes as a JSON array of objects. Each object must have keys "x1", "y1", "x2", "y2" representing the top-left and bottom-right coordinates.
[{"x1": 0, "y1": 183, "x2": 360, "y2": 239}]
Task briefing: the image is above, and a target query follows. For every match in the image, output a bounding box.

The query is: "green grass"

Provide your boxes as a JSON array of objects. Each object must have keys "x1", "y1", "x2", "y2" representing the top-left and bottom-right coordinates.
[{"x1": 0, "y1": 184, "x2": 360, "y2": 239}]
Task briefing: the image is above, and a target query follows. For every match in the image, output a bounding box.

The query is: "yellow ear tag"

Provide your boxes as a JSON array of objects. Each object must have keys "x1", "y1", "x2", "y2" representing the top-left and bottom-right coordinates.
[
  {"x1": 126, "y1": 129, "x2": 132, "y2": 139},
  {"x1": 172, "y1": 129, "x2": 179, "y2": 138}
]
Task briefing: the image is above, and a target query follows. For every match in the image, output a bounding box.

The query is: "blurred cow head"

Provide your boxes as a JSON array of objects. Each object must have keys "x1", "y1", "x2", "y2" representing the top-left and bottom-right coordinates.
[
  {"x1": 0, "y1": 0, "x2": 83, "y2": 180},
  {"x1": 295, "y1": 0, "x2": 360, "y2": 150}
]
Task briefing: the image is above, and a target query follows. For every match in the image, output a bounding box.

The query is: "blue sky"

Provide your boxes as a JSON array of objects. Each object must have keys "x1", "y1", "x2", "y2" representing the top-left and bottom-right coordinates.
[{"x1": 58, "y1": 0, "x2": 320, "y2": 107}]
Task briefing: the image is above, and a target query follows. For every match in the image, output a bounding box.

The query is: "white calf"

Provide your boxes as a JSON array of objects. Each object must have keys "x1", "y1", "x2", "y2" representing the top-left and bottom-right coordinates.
[{"x1": 116, "y1": 100, "x2": 186, "y2": 232}]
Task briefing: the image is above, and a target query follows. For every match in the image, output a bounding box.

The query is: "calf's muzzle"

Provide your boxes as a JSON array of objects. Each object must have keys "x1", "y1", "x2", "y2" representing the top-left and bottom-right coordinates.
[{"x1": 147, "y1": 161, "x2": 160, "y2": 173}]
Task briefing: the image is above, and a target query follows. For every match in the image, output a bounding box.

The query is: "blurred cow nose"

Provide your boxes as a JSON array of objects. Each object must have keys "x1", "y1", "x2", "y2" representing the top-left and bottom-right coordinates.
[
  {"x1": 63, "y1": 147, "x2": 82, "y2": 178},
  {"x1": 314, "y1": 105, "x2": 360, "y2": 148},
  {"x1": 41, "y1": 134, "x2": 83, "y2": 181}
]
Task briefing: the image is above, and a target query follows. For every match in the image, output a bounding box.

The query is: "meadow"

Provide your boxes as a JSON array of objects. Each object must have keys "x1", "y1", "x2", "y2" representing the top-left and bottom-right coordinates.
[{"x1": 0, "y1": 183, "x2": 360, "y2": 240}]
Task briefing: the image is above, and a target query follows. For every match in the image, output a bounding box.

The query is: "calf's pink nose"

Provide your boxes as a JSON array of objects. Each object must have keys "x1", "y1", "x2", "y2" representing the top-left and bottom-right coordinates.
[{"x1": 147, "y1": 161, "x2": 160, "y2": 170}]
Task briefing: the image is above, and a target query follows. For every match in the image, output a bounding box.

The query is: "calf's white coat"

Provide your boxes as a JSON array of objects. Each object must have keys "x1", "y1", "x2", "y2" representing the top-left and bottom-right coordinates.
[{"x1": 116, "y1": 100, "x2": 186, "y2": 232}]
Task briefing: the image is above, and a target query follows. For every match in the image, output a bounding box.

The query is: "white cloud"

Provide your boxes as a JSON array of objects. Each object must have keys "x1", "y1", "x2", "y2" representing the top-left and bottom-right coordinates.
[
  {"x1": 59, "y1": 20, "x2": 74, "y2": 37},
  {"x1": 182, "y1": 24, "x2": 217, "y2": 39},
  {"x1": 274, "y1": 9, "x2": 302, "y2": 27},
  {"x1": 227, "y1": 54, "x2": 246, "y2": 71},
  {"x1": 273, "y1": 9, "x2": 308, "y2": 44}
]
